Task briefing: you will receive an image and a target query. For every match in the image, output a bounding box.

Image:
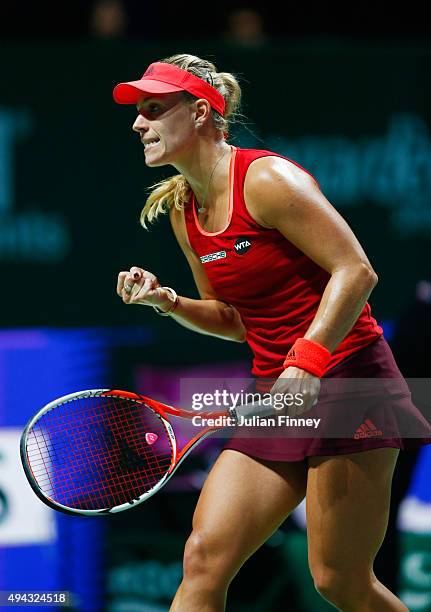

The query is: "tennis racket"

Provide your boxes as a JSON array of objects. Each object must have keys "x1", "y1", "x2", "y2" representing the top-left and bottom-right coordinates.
[{"x1": 20, "y1": 388, "x2": 274, "y2": 516}]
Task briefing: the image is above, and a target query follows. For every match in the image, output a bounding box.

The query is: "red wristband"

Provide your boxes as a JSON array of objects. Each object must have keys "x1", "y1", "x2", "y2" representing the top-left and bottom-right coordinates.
[{"x1": 283, "y1": 338, "x2": 331, "y2": 378}]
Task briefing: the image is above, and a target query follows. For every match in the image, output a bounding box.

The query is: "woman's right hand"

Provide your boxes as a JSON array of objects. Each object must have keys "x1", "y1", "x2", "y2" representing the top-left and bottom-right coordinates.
[{"x1": 117, "y1": 266, "x2": 172, "y2": 309}]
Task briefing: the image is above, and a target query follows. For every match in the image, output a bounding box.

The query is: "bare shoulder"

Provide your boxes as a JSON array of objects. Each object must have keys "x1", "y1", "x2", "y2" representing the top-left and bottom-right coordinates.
[
  {"x1": 244, "y1": 156, "x2": 321, "y2": 228},
  {"x1": 243, "y1": 156, "x2": 371, "y2": 275}
]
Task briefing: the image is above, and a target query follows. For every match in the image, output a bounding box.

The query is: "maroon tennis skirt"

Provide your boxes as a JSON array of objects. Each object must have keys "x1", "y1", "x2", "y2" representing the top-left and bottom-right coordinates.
[{"x1": 223, "y1": 337, "x2": 431, "y2": 462}]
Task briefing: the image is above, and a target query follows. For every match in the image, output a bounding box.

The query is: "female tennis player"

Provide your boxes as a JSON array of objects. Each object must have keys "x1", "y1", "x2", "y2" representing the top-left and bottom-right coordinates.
[{"x1": 113, "y1": 54, "x2": 430, "y2": 611}]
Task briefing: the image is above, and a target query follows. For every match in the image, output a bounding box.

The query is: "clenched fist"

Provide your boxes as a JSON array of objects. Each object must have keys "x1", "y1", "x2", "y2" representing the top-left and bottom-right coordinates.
[{"x1": 117, "y1": 266, "x2": 172, "y2": 309}]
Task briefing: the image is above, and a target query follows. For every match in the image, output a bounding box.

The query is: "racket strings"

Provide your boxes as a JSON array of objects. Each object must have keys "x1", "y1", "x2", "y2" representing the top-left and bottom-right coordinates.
[{"x1": 25, "y1": 395, "x2": 174, "y2": 510}]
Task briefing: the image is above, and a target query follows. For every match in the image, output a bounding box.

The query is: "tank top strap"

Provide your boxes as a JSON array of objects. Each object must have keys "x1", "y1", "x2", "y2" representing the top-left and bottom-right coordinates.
[{"x1": 231, "y1": 148, "x2": 320, "y2": 228}]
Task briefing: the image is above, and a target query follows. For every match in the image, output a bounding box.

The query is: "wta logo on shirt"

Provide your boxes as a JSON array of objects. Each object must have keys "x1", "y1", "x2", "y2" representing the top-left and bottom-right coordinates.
[{"x1": 234, "y1": 236, "x2": 252, "y2": 255}]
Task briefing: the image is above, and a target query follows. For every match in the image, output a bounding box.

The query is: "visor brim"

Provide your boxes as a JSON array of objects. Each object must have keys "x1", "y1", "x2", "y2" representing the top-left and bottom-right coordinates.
[{"x1": 113, "y1": 79, "x2": 184, "y2": 104}]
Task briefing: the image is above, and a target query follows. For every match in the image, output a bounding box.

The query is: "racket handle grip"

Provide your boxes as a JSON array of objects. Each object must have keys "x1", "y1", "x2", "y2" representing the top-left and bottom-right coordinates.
[{"x1": 229, "y1": 398, "x2": 276, "y2": 423}]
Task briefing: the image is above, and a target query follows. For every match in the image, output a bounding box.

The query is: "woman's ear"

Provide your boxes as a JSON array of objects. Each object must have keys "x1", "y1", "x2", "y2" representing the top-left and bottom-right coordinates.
[{"x1": 194, "y1": 99, "x2": 212, "y2": 128}]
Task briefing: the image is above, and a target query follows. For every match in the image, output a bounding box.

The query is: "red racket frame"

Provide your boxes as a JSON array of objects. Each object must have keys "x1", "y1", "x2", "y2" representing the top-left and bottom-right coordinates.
[{"x1": 20, "y1": 388, "x2": 233, "y2": 515}]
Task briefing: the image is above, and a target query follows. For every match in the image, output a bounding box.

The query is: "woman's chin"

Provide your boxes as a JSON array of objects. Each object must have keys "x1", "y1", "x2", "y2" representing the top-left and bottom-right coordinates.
[
  {"x1": 144, "y1": 148, "x2": 167, "y2": 167},
  {"x1": 144, "y1": 155, "x2": 162, "y2": 168}
]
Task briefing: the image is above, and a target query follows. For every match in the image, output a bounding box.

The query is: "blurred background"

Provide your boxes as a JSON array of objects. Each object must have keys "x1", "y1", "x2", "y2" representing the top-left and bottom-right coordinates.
[{"x1": 1, "y1": 1, "x2": 431, "y2": 610}]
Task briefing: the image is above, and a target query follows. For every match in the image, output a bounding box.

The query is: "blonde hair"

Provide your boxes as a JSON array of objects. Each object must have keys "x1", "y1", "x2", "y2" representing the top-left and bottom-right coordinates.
[{"x1": 140, "y1": 54, "x2": 242, "y2": 229}]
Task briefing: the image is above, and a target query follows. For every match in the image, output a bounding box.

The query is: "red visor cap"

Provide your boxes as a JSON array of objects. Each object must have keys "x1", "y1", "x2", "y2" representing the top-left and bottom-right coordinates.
[{"x1": 113, "y1": 62, "x2": 226, "y2": 117}]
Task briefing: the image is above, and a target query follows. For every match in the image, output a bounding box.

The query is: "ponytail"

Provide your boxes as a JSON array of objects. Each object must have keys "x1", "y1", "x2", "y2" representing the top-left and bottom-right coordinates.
[{"x1": 140, "y1": 174, "x2": 190, "y2": 229}]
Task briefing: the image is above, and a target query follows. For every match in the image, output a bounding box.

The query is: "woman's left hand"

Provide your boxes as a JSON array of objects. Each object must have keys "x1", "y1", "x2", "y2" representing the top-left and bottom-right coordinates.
[{"x1": 270, "y1": 367, "x2": 321, "y2": 417}]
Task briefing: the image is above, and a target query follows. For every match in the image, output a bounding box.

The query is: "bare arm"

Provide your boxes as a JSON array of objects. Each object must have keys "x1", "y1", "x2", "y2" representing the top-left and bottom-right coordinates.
[{"x1": 244, "y1": 157, "x2": 378, "y2": 353}]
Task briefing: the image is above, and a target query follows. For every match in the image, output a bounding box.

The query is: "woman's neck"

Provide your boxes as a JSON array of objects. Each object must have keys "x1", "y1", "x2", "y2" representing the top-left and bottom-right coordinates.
[{"x1": 174, "y1": 139, "x2": 232, "y2": 209}]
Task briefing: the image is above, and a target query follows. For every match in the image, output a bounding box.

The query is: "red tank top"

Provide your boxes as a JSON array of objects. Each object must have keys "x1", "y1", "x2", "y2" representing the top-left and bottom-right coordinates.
[{"x1": 183, "y1": 146, "x2": 383, "y2": 378}]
